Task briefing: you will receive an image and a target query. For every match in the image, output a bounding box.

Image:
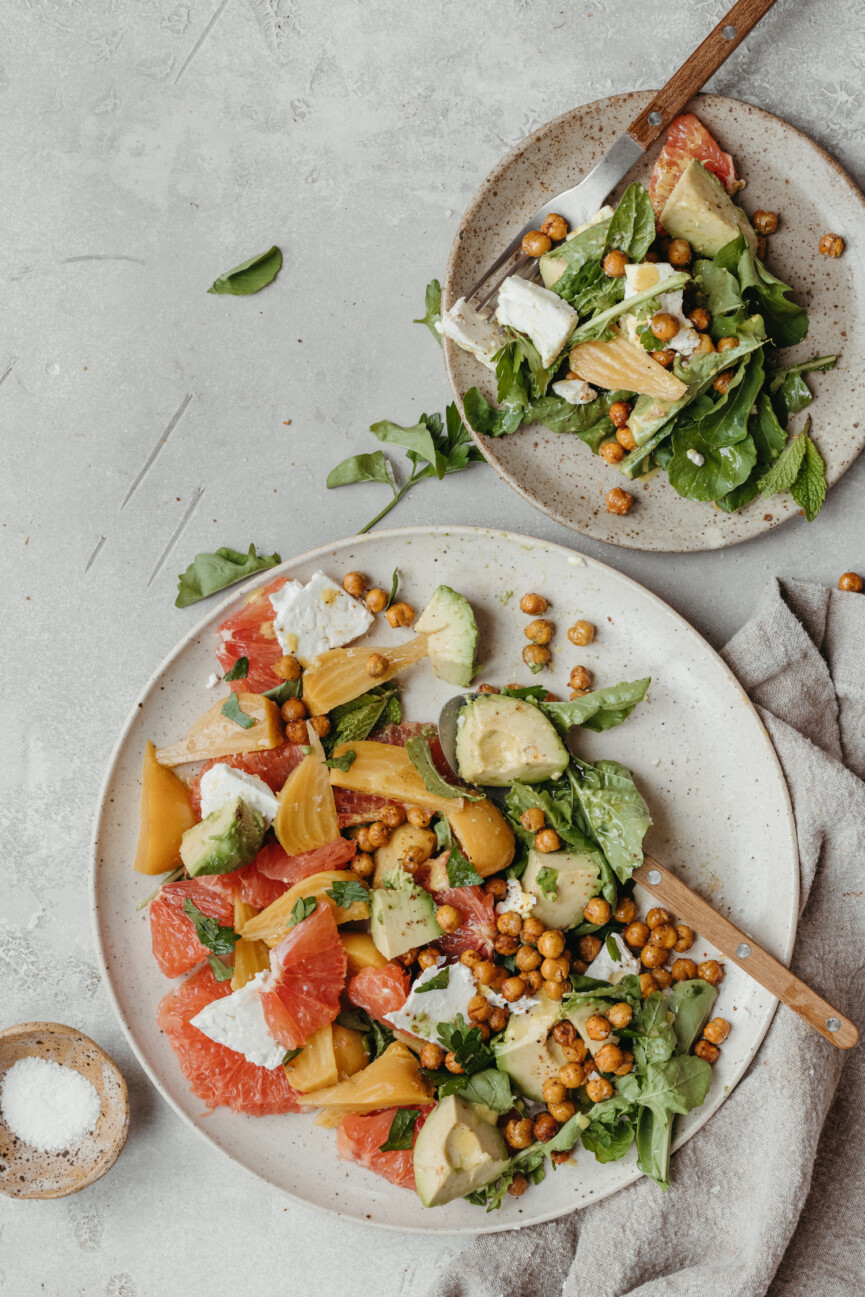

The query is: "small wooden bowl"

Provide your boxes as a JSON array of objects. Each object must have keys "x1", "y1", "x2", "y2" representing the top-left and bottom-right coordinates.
[{"x1": 0, "y1": 1022, "x2": 129, "y2": 1199}]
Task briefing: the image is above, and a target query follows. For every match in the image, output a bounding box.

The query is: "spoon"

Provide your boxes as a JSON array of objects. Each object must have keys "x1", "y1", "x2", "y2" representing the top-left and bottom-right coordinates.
[{"x1": 436, "y1": 694, "x2": 858, "y2": 1050}]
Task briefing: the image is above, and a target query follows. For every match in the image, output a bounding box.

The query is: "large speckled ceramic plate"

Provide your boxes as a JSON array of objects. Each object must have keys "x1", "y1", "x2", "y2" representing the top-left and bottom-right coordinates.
[
  {"x1": 443, "y1": 93, "x2": 865, "y2": 552},
  {"x1": 91, "y1": 526, "x2": 798, "y2": 1232}
]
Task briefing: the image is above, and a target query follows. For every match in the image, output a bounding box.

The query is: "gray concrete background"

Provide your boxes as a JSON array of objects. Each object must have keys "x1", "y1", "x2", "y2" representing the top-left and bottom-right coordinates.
[{"x1": 2, "y1": 0, "x2": 863, "y2": 1292}]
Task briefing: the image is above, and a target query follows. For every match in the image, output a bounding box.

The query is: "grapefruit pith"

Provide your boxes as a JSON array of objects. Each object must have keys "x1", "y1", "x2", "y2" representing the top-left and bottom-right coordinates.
[{"x1": 348, "y1": 962, "x2": 411, "y2": 1022}]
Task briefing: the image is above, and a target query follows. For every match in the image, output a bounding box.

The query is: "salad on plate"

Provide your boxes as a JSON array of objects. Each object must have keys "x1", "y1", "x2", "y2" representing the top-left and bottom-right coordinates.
[{"x1": 137, "y1": 567, "x2": 731, "y2": 1209}]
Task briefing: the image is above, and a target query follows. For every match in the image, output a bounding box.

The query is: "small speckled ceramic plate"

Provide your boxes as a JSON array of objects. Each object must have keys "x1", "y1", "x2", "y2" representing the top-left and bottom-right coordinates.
[
  {"x1": 91, "y1": 527, "x2": 798, "y2": 1232},
  {"x1": 443, "y1": 93, "x2": 865, "y2": 551}
]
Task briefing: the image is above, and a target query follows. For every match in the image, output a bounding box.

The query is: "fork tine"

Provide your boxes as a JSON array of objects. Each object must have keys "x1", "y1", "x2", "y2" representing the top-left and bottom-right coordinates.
[
  {"x1": 465, "y1": 229, "x2": 533, "y2": 303},
  {"x1": 475, "y1": 251, "x2": 537, "y2": 313}
]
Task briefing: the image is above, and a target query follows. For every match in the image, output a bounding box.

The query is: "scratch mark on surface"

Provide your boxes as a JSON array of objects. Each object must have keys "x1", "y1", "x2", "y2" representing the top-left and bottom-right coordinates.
[
  {"x1": 174, "y1": 0, "x2": 232, "y2": 83},
  {"x1": 121, "y1": 393, "x2": 193, "y2": 510},
  {"x1": 147, "y1": 487, "x2": 205, "y2": 588},
  {"x1": 0, "y1": 360, "x2": 16, "y2": 389},
  {"x1": 61, "y1": 254, "x2": 145, "y2": 265},
  {"x1": 85, "y1": 536, "x2": 107, "y2": 573}
]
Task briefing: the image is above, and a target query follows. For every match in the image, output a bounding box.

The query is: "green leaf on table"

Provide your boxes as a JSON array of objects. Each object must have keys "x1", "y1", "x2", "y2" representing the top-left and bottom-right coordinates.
[
  {"x1": 790, "y1": 431, "x2": 827, "y2": 522},
  {"x1": 371, "y1": 416, "x2": 447, "y2": 480},
  {"x1": 206, "y1": 953, "x2": 235, "y2": 982},
  {"x1": 415, "y1": 967, "x2": 450, "y2": 993},
  {"x1": 325, "y1": 879, "x2": 368, "y2": 909},
  {"x1": 413, "y1": 279, "x2": 442, "y2": 343},
  {"x1": 324, "y1": 749, "x2": 357, "y2": 773},
  {"x1": 379, "y1": 1108, "x2": 420, "y2": 1152},
  {"x1": 175, "y1": 544, "x2": 281, "y2": 608},
  {"x1": 286, "y1": 896, "x2": 318, "y2": 929},
  {"x1": 605, "y1": 183, "x2": 656, "y2": 262},
  {"x1": 207, "y1": 245, "x2": 282, "y2": 296},
  {"x1": 405, "y1": 735, "x2": 481, "y2": 802},
  {"x1": 223, "y1": 656, "x2": 249, "y2": 682},
  {"x1": 445, "y1": 845, "x2": 483, "y2": 888},
  {"x1": 221, "y1": 693, "x2": 256, "y2": 729},
  {"x1": 536, "y1": 867, "x2": 558, "y2": 901},
  {"x1": 327, "y1": 451, "x2": 397, "y2": 490},
  {"x1": 182, "y1": 898, "x2": 239, "y2": 956}
]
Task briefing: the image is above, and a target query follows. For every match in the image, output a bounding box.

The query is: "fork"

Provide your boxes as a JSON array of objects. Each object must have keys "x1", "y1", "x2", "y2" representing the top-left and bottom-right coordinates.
[{"x1": 466, "y1": 0, "x2": 779, "y2": 312}]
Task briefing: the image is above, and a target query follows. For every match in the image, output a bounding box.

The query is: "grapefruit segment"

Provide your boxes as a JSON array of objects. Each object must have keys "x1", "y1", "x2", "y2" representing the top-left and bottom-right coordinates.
[
  {"x1": 216, "y1": 575, "x2": 290, "y2": 694},
  {"x1": 348, "y1": 962, "x2": 411, "y2": 1022},
  {"x1": 433, "y1": 884, "x2": 496, "y2": 959},
  {"x1": 258, "y1": 901, "x2": 347, "y2": 1050},
  {"x1": 337, "y1": 1107, "x2": 432, "y2": 1189},
  {"x1": 190, "y1": 741, "x2": 306, "y2": 815},
  {"x1": 252, "y1": 838, "x2": 356, "y2": 886},
  {"x1": 150, "y1": 876, "x2": 235, "y2": 978},
  {"x1": 649, "y1": 113, "x2": 738, "y2": 220}
]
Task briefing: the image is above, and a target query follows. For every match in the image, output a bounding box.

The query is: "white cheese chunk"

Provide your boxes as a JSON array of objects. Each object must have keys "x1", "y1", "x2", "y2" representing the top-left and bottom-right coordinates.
[
  {"x1": 481, "y1": 987, "x2": 534, "y2": 1017},
  {"x1": 584, "y1": 932, "x2": 641, "y2": 986},
  {"x1": 384, "y1": 961, "x2": 477, "y2": 1044},
  {"x1": 686, "y1": 449, "x2": 706, "y2": 467},
  {"x1": 566, "y1": 205, "x2": 615, "y2": 240},
  {"x1": 623, "y1": 261, "x2": 700, "y2": 356},
  {"x1": 205, "y1": 672, "x2": 220, "y2": 689},
  {"x1": 269, "y1": 569, "x2": 373, "y2": 662},
  {"x1": 496, "y1": 277, "x2": 577, "y2": 369},
  {"x1": 190, "y1": 972, "x2": 285, "y2": 1070},
  {"x1": 552, "y1": 378, "x2": 597, "y2": 406},
  {"x1": 496, "y1": 879, "x2": 537, "y2": 918},
  {"x1": 198, "y1": 763, "x2": 279, "y2": 827},
  {"x1": 435, "y1": 297, "x2": 508, "y2": 370}
]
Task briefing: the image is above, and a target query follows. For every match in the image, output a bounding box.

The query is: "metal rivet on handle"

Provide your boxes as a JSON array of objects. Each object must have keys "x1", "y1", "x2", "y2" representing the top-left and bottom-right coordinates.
[
  {"x1": 647, "y1": 869, "x2": 661, "y2": 885},
  {"x1": 723, "y1": 25, "x2": 737, "y2": 39},
  {"x1": 826, "y1": 1017, "x2": 841, "y2": 1033},
  {"x1": 736, "y1": 943, "x2": 751, "y2": 958},
  {"x1": 648, "y1": 111, "x2": 663, "y2": 127}
]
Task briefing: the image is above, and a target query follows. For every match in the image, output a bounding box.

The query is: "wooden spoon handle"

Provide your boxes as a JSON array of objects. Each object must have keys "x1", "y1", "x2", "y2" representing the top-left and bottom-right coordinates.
[
  {"x1": 634, "y1": 856, "x2": 859, "y2": 1049},
  {"x1": 626, "y1": 0, "x2": 779, "y2": 151}
]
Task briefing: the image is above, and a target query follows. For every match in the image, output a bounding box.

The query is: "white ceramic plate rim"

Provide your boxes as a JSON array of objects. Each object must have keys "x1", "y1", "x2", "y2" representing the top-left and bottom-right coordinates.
[{"x1": 89, "y1": 525, "x2": 799, "y2": 1233}]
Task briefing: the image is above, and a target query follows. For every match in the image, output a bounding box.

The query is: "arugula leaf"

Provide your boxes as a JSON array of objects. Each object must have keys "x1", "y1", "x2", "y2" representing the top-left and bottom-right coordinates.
[
  {"x1": 467, "y1": 1112, "x2": 588, "y2": 1210},
  {"x1": 182, "y1": 898, "x2": 240, "y2": 956},
  {"x1": 568, "y1": 274, "x2": 688, "y2": 347},
  {"x1": 371, "y1": 416, "x2": 447, "y2": 480},
  {"x1": 322, "y1": 684, "x2": 399, "y2": 754},
  {"x1": 324, "y1": 749, "x2": 357, "y2": 773},
  {"x1": 286, "y1": 896, "x2": 318, "y2": 929},
  {"x1": 445, "y1": 845, "x2": 483, "y2": 888},
  {"x1": 635, "y1": 1105, "x2": 673, "y2": 1190},
  {"x1": 282, "y1": 1048, "x2": 303, "y2": 1065},
  {"x1": 581, "y1": 1095, "x2": 637, "y2": 1163},
  {"x1": 541, "y1": 217, "x2": 611, "y2": 303},
  {"x1": 221, "y1": 693, "x2": 255, "y2": 730},
  {"x1": 437, "y1": 1016, "x2": 494, "y2": 1075},
  {"x1": 669, "y1": 978, "x2": 718, "y2": 1052},
  {"x1": 667, "y1": 430, "x2": 758, "y2": 503},
  {"x1": 757, "y1": 430, "x2": 808, "y2": 495},
  {"x1": 635, "y1": 1054, "x2": 712, "y2": 1122},
  {"x1": 207, "y1": 953, "x2": 235, "y2": 982},
  {"x1": 413, "y1": 279, "x2": 442, "y2": 343},
  {"x1": 207, "y1": 245, "x2": 282, "y2": 296},
  {"x1": 327, "y1": 451, "x2": 397, "y2": 490},
  {"x1": 453, "y1": 1067, "x2": 513, "y2": 1112},
  {"x1": 749, "y1": 391, "x2": 788, "y2": 465},
  {"x1": 325, "y1": 879, "x2": 368, "y2": 909},
  {"x1": 605, "y1": 183, "x2": 656, "y2": 262},
  {"x1": 536, "y1": 867, "x2": 558, "y2": 901},
  {"x1": 379, "y1": 1107, "x2": 420, "y2": 1151},
  {"x1": 565, "y1": 976, "x2": 642, "y2": 1012},
  {"x1": 567, "y1": 760, "x2": 651, "y2": 884},
  {"x1": 434, "y1": 817, "x2": 453, "y2": 852},
  {"x1": 175, "y1": 544, "x2": 281, "y2": 608},
  {"x1": 541, "y1": 677, "x2": 650, "y2": 736},
  {"x1": 223, "y1": 656, "x2": 249, "y2": 682},
  {"x1": 694, "y1": 258, "x2": 744, "y2": 317},
  {"x1": 405, "y1": 734, "x2": 480, "y2": 801},
  {"x1": 262, "y1": 677, "x2": 303, "y2": 706},
  {"x1": 499, "y1": 684, "x2": 550, "y2": 701},
  {"x1": 415, "y1": 967, "x2": 449, "y2": 993},
  {"x1": 631, "y1": 992, "x2": 677, "y2": 1070},
  {"x1": 385, "y1": 569, "x2": 399, "y2": 609},
  {"x1": 790, "y1": 431, "x2": 827, "y2": 521},
  {"x1": 715, "y1": 235, "x2": 808, "y2": 347}
]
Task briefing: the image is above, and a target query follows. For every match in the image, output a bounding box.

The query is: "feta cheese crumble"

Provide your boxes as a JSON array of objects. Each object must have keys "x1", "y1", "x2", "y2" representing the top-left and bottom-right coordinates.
[
  {"x1": 495, "y1": 879, "x2": 537, "y2": 918},
  {"x1": 205, "y1": 672, "x2": 221, "y2": 689},
  {"x1": 552, "y1": 377, "x2": 597, "y2": 406},
  {"x1": 269, "y1": 569, "x2": 373, "y2": 662},
  {"x1": 190, "y1": 972, "x2": 285, "y2": 1069},
  {"x1": 384, "y1": 960, "x2": 477, "y2": 1044},
  {"x1": 496, "y1": 277, "x2": 577, "y2": 369},
  {"x1": 199, "y1": 762, "x2": 279, "y2": 826},
  {"x1": 436, "y1": 297, "x2": 508, "y2": 370},
  {"x1": 584, "y1": 932, "x2": 641, "y2": 986},
  {"x1": 623, "y1": 261, "x2": 700, "y2": 357},
  {"x1": 481, "y1": 987, "x2": 534, "y2": 1016},
  {"x1": 686, "y1": 449, "x2": 706, "y2": 467}
]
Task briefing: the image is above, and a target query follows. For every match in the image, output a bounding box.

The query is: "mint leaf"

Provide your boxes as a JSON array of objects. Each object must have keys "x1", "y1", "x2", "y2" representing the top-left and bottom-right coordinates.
[
  {"x1": 175, "y1": 544, "x2": 280, "y2": 608},
  {"x1": 262, "y1": 677, "x2": 303, "y2": 706},
  {"x1": 385, "y1": 569, "x2": 399, "y2": 609},
  {"x1": 221, "y1": 693, "x2": 255, "y2": 729},
  {"x1": 207, "y1": 953, "x2": 235, "y2": 982},
  {"x1": 445, "y1": 845, "x2": 483, "y2": 888},
  {"x1": 323, "y1": 684, "x2": 399, "y2": 754},
  {"x1": 325, "y1": 879, "x2": 368, "y2": 909},
  {"x1": 413, "y1": 279, "x2": 442, "y2": 343},
  {"x1": 336, "y1": 1006, "x2": 393, "y2": 1060},
  {"x1": 415, "y1": 968, "x2": 449, "y2": 993},
  {"x1": 182, "y1": 898, "x2": 239, "y2": 956},
  {"x1": 536, "y1": 866, "x2": 558, "y2": 901},
  {"x1": 379, "y1": 1108, "x2": 420, "y2": 1151},
  {"x1": 324, "y1": 749, "x2": 357, "y2": 772},
  {"x1": 286, "y1": 896, "x2": 318, "y2": 929},
  {"x1": 757, "y1": 431, "x2": 808, "y2": 496},
  {"x1": 790, "y1": 431, "x2": 827, "y2": 522},
  {"x1": 207, "y1": 245, "x2": 282, "y2": 295},
  {"x1": 223, "y1": 656, "x2": 249, "y2": 682}
]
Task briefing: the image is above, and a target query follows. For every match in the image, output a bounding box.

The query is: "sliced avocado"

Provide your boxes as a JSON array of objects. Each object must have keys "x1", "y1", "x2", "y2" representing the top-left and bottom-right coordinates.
[
  {"x1": 372, "y1": 822, "x2": 437, "y2": 888},
  {"x1": 415, "y1": 585, "x2": 478, "y2": 687},
  {"x1": 455, "y1": 696, "x2": 568, "y2": 787},
  {"x1": 565, "y1": 999, "x2": 619, "y2": 1059},
  {"x1": 180, "y1": 796, "x2": 266, "y2": 876},
  {"x1": 369, "y1": 872, "x2": 443, "y2": 959},
  {"x1": 494, "y1": 992, "x2": 567, "y2": 1102},
  {"x1": 414, "y1": 1094, "x2": 510, "y2": 1207},
  {"x1": 660, "y1": 159, "x2": 757, "y2": 258},
  {"x1": 522, "y1": 848, "x2": 601, "y2": 929}
]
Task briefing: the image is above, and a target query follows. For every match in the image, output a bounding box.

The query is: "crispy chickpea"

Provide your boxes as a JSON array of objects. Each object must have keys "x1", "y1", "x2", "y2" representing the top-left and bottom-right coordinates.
[
  {"x1": 520, "y1": 592, "x2": 548, "y2": 615},
  {"x1": 506, "y1": 1171, "x2": 529, "y2": 1197},
  {"x1": 752, "y1": 209, "x2": 778, "y2": 235},
  {"x1": 694, "y1": 1039, "x2": 721, "y2": 1064},
  {"x1": 540, "y1": 212, "x2": 569, "y2": 241},
  {"x1": 308, "y1": 714, "x2": 330, "y2": 739},
  {"x1": 532, "y1": 1112, "x2": 560, "y2": 1143},
  {"x1": 402, "y1": 846, "x2": 427, "y2": 873},
  {"x1": 521, "y1": 916, "x2": 545, "y2": 946},
  {"x1": 497, "y1": 911, "x2": 523, "y2": 937},
  {"x1": 460, "y1": 948, "x2": 483, "y2": 970},
  {"x1": 549, "y1": 1100, "x2": 576, "y2": 1123},
  {"x1": 525, "y1": 969, "x2": 544, "y2": 993},
  {"x1": 377, "y1": 804, "x2": 405, "y2": 830},
  {"x1": 586, "y1": 1076, "x2": 614, "y2": 1103},
  {"x1": 492, "y1": 968, "x2": 509, "y2": 994},
  {"x1": 641, "y1": 942, "x2": 668, "y2": 970},
  {"x1": 523, "y1": 644, "x2": 552, "y2": 670},
  {"x1": 537, "y1": 930, "x2": 565, "y2": 960},
  {"x1": 488, "y1": 1006, "x2": 510, "y2": 1033},
  {"x1": 280, "y1": 697, "x2": 308, "y2": 724},
  {"x1": 689, "y1": 307, "x2": 711, "y2": 331},
  {"x1": 639, "y1": 972, "x2": 657, "y2": 998},
  {"x1": 667, "y1": 238, "x2": 692, "y2": 267},
  {"x1": 525, "y1": 618, "x2": 554, "y2": 645},
  {"x1": 694, "y1": 333, "x2": 716, "y2": 355},
  {"x1": 366, "y1": 652, "x2": 389, "y2": 678},
  {"x1": 623, "y1": 921, "x2": 650, "y2": 948},
  {"x1": 569, "y1": 664, "x2": 592, "y2": 691},
  {"x1": 614, "y1": 897, "x2": 636, "y2": 924},
  {"x1": 645, "y1": 251, "x2": 659, "y2": 263},
  {"x1": 435, "y1": 904, "x2": 461, "y2": 933},
  {"x1": 839, "y1": 572, "x2": 863, "y2": 592},
  {"x1": 603, "y1": 249, "x2": 629, "y2": 278},
  {"x1": 704, "y1": 1017, "x2": 731, "y2": 1045},
  {"x1": 717, "y1": 335, "x2": 739, "y2": 352},
  {"x1": 561, "y1": 1042, "x2": 587, "y2": 1067},
  {"x1": 606, "y1": 1002, "x2": 633, "y2": 1031},
  {"x1": 616, "y1": 424, "x2": 637, "y2": 451},
  {"x1": 365, "y1": 587, "x2": 388, "y2": 613},
  {"x1": 476, "y1": 682, "x2": 498, "y2": 695},
  {"x1": 698, "y1": 959, "x2": 724, "y2": 986},
  {"x1": 395, "y1": 947, "x2": 418, "y2": 969},
  {"x1": 585, "y1": 1014, "x2": 611, "y2": 1041},
  {"x1": 484, "y1": 876, "x2": 508, "y2": 900},
  {"x1": 520, "y1": 807, "x2": 545, "y2": 834},
  {"x1": 650, "y1": 923, "x2": 678, "y2": 950},
  {"x1": 650, "y1": 311, "x2": 680, "y2": 342},
  {"x1": 819, "y1": 233, "x2": 844, "y2": 257},
  {"x1": 467, "y1": 993, "x2": 492, "y2": 1023},
  {"x1": 343, "y1": 571, "x2": 366, "y2": 597},
  {"x1": 674, "y1": 924, "x2": 694, "y2": 952},
  {"x1": 505, "y1": 1116, "x2": 534, "y2": 1150},
  {"x1": 606, "y1": 487, "x2": 634, "y2": 515},
  {"x1": 444, "y1": 1051, "x2": 464, "y2": 1075},
  {"x1": 567, "y1": 619, "x2": 595, "y2": 646},
  {"x1": 544, "y1": 978, "x2": 567, "y2": 1001},
  {"x1": 558, "y1": 1061, "x2": 585, "y2": 1091},
  {"x1": 419, "y1": 1042, "x2": 444, "y2": 1070},
  {"x1": 534, "y1": 828, "x2": 561, "y2": 854},
  {"x1": 653, "y1": 347, "x2": 676, "y2": 368},
  {"x1": 578, "y1": 934, "x2": 603, "y2": 962},
  {"x1": 515, "y1": 944, "x2": 542, "y2": 973},
  {"x1": 494, "y1": 933, "x2": 520, "y2": 956},
  {"x1": 474, "y1": 960, "x2": 496, "y2": 986},
  {"x1": 522, "y1": 230, "x2": 552, "y2": 258},
  {"x1": 550, "y1": 1021, "x2": 575, "y2": 1049},
  {"x1": 646, "y1": 907, "x2": 670, "y2": 929},
  {"x1": 543, "y1": 1077, "x2": 567, "y2": 1105},
  {"x1": 351, "y1": 852, "x2": 374, "y2": 881},
  {"x1": 273, "y1": 654, "x2": 302, "y2": 682},
  {"x1": 594, "y1": 1042, "x2": 624, "y2": 1074},
  {"x1": 385, "y1": 601, "x2": 415, "y2": 628},
  {"x1": 713, "y1": 369, "x2": 736, "y2": 395},
  {"x1": 671, "y1": 957, "x2": 698, "y2": 982},
  {"x1": 583, "y1": 896, "x2": 611, "y2": 926},
  {"x1": 355, "y1": 826, "x2": 374, "y2": 854},
  {"x1": 651, "y1": 968, "x2": 673, "y2": 990},
  {"x1": 609, "y1": 400, "x2": 632, "y2": 428},
  {"x1": 285, "y1": 719, "x2": 309, "y2": 745},
  {"x1": 599, "y1": 440, "x2": 625, "y2": 464},
  {"x1": 614, "y1": 1051, "x2": 635, "y2": 1076},
  {"x1": 406, "y1": 805, "x2": 432, "y2": 828},
  {"x1": 366, "y1": 821, "x2": 390, "y2": 849},
  {"x1": 551, "y1": 1150, "x2": 571, "y2": 1166},
  {"x1": 417, "y1": 947, "x2": 440, "y2": 971}
]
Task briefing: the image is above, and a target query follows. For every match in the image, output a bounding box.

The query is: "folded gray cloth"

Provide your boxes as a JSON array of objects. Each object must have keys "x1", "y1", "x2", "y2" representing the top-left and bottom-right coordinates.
[{"x1": 425, "y1": 578, "x2": 865, "y2": 1297}]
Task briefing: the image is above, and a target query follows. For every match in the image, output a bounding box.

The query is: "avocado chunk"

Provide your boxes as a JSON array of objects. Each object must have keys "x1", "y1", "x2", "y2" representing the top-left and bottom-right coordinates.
[
  {"x1": 414, "y1": 1094, "x2": 510, "y2": 1206},
  {"x1": 565, "y1": 999, "x2": 619, "y2": 1058},
  {"x1": 455, "y1": 696, "x2": 568, "y2": 787},
  {"x1": 522, "y1": 848, "x2": 601, "y2": 929},
  {"x1": 180, "y1": 796, "x2": 266, "y2": 877},
  {"x1": 369, "y1": 872, "x2": 443, "y2": 959},
  {"x1": 415, "y1": 585, "x2": 479, "y2": 687},
  {"x1": 495, "y1": 992, "x2": 569, "y2": 1101},
  {"x1": 660, "y1": 159, "x2": 756, "y2": 257}
]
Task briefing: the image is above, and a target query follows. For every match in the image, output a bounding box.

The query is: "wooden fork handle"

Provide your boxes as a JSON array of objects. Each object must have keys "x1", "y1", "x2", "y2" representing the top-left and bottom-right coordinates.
[
  {"x1": 634, "y1": 856, "x2": 859, "y2": 1049},
  {"x1": 626, "y1": 0, "x2": 779, "y2": 151}
]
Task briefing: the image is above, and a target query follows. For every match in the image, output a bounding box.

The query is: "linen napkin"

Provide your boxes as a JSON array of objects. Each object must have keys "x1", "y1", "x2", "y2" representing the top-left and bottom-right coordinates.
[{"x1": 424, "y1": 578, "x2": 865, "y2": 1297}]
